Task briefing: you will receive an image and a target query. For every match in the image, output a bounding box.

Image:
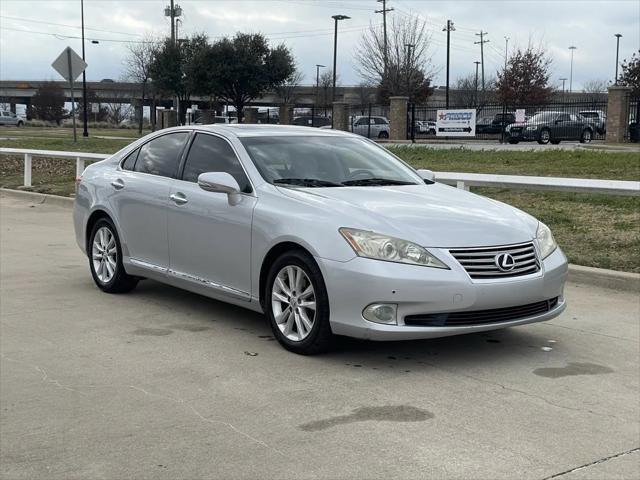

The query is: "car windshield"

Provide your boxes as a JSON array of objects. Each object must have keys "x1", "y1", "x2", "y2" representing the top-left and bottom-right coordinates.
[
  {"x1": 240, "y1": 136, "x2": 421, "y2": 187},
  {"x1": 529, "y1": 112, "x2": 558, "y2": 123}
]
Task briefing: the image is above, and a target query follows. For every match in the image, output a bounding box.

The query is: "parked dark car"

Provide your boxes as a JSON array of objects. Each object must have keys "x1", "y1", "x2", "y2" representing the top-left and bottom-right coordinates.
[
  {"x1": 505, "y1": 112, "x2": 594, "y2": 144},
  {"x1": 476, "y1": 116, "x2": 494, "y2": 134},
  {"x1": 292, "y1": 116, "x2": 332, "y2": 127},
  {"x1": 491, "y1": 113, "x2": 516, "y2": 133}
]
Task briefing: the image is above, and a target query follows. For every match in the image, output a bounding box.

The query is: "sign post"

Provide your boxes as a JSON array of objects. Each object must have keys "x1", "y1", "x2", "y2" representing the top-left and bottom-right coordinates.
[{"x1": 51, "y1": 47, "x2": 87, "y2": 143}]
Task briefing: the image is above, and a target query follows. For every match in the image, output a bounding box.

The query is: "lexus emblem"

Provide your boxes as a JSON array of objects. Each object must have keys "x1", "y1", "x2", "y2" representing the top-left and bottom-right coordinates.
[{"x1": 495, "y1": 253, "x2": 516, "y2": 271}]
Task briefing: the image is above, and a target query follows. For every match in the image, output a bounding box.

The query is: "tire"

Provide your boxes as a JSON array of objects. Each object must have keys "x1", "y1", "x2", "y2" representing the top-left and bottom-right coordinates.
[
  {"x1": 550, "y1": 140, "x2": 561, "y2": 145},
  {"x1": 378, "y1": 131, "x2": 389, "y2": 139},
  {"x1": 88, "y1": 218, "x2": 138, "y2": 293},
  {"x1": 537, "y1": 128, "x2": 551, "y2": 145},
  {"x1": 580, "y1": 129, "x2": 592, "y2": 144},
  {"x1": 507, "y1": 138, "x2": 519, "y2": 144},
  {"x1": 264, "y1": 250, "x2": 333, "y2": 355},
  {"x1": 16, "y1": 121, "x2": 24, "y2": 128}
]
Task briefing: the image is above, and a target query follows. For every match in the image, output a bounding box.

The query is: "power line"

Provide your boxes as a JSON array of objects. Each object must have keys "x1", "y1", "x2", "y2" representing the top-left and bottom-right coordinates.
[{"x1": 0, "y1": 15, "x2": 142, "y2": 37}]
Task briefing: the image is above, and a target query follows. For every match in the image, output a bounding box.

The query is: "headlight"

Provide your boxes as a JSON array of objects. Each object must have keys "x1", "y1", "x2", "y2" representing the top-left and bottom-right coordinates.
[
  {"x1": 526, "y1": 125, "x2": 538, "y2": 131},
  {"x1": 536, "y1": 222, "x2": 557, "y2": 259},
  {"x1": 339, "y1": 228, "x2": 448, "y2": 268}
]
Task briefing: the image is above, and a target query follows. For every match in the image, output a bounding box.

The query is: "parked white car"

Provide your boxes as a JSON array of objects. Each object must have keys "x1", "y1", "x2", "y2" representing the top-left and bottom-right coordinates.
[
  {"x1": 351, "y1": 116, "x2": 390, "y2": 139},
  {"x1": 0, "y1": 111, "x2": 25, "y2": 127}
]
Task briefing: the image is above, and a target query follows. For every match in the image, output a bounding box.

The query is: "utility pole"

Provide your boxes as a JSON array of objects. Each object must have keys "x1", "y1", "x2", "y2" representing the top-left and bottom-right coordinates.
[
  {"x1": 474, "y1": 31, "x2": 489, "y2": 91},
  {"x1": 375, "y1": 0, "x2": 394, "y2": 75},
  {"x1": 559, "y1": 77, "x2": 568, "y2": 93},
  {"x1": 443, "y1": 20, "x2": 455, "y2": 109},
  {"x1": 315, "y1": 64, "x2": 325, "y2": 106},
  {"x1": 568, "y1": 46, "x2": 577, "y2": 93},
  {"x1": 81, "y1": 0, "x2": 88, "y2": 137},
  {"x1": 474, "y1": 61, "x2": 481, "y2": 105},
  {"x1": 614, "y1": 34, "x2": 622, "y2": 85},
  {"x1": 404, "y1": 43, "x2": 415, "y2": 100},
  {"x1": 331, "y1": 14, "x2": 350, "y2": 103},
  {"x1": 165, "y1": 2, "x2": 182, "y2": 46}
]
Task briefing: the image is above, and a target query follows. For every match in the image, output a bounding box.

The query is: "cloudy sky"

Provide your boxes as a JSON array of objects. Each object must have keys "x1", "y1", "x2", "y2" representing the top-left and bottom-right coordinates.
[{"x1": 1, "y1": 0, "x2": 638, "y2": 91}]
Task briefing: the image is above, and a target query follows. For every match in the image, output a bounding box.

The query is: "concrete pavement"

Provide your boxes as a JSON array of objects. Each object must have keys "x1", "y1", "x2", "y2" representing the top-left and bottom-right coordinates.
[{"x1": 1, "y1": 194, "x2": 638, "y2": 479}]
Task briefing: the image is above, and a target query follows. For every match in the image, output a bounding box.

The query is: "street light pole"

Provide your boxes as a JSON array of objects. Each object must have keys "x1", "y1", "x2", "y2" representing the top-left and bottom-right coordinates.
[
  {"x1": 331, "y1": 14, "x2": 350, "y2": 103},
  {"x1": 315, "y1": 64, "x2": 325, "y2": 106},
  {"x1": 614, "y1": 34, "x2": 622, "y2": 85},
  {"x1": 443, "y1": 20, "x2": 455, "y2": 109},
  {"x1": 559, "y1": 77, "x2": 568, "y2": 93},
  {"x1": 568, "y1": 46, "x2": 577, "y2": 93},
  {"x1": 81, "y1": 0, "x2": 88, "y2": 137}
]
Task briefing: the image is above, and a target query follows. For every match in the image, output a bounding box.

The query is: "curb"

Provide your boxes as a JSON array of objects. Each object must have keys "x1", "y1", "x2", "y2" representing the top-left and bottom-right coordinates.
[
  {"x1": 2, "y1": 188, "x2": 638, "y2": 292},
  {"x1": 568, "y1": 264, "x2": 639, "y2": 293},
  {"x1": 0, "y1": 188, "x2": 74, "y2": 207}
]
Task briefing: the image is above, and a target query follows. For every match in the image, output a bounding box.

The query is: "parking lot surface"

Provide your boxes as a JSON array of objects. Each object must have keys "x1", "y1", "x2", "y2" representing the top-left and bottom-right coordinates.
[{"x1": 1, "y1": 193, "x2": 639, "y2": 480}]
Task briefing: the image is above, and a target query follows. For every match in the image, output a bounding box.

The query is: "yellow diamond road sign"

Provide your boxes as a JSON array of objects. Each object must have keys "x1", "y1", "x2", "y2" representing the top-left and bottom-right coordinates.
[{"x1": 51, "y1": 47, "x2": 87, "y2": 82}]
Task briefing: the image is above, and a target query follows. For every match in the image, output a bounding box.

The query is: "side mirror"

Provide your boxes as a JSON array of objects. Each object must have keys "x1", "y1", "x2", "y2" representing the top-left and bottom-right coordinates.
[
  {"x1": 417, "y1": 169, "x2": 436, "y2": 184},
  {"x1": 197, "y1": 172, "x2": 241, "y2": 195}
]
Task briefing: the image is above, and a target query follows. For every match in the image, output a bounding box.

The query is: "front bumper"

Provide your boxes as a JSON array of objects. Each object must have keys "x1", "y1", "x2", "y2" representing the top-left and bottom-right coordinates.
[
  {"x1": 317, "y1": 247, "x2": 568, "y2": 341},
  {"x1": 507, "y1": 128, "x2": 541, "y2": 141}
]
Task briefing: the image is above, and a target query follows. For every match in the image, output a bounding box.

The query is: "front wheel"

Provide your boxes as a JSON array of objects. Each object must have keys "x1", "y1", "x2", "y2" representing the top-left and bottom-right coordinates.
[
  {"x1": 16, "y1": 121, "x2": 24, "y2": 128},
  {"x1": 537, "y1": 128, "x2": 551, "y2": 145},
  {"x1": 507, "y1": 138, "x2": 519, "y2": 144},
  {"x1": 580, "y1": 129, "x2": 592, "y2": 143},
  {"x1": 265, "y1": 251, "x2": 333, "y2": 354},
  {"x1": 89, "y1": 218, "x2": 138, "y2": 293}
]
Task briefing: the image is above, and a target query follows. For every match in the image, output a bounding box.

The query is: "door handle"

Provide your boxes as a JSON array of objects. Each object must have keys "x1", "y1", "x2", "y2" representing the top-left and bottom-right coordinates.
[
  {"x1": 169, "y1": 193, "x2": 188, "y2": 205},
  {"x1": 111, "y1": 179, "x2": 125, "y2": 190}
]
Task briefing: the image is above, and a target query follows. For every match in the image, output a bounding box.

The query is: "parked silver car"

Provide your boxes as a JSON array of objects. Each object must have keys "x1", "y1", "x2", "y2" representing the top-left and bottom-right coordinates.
[
  {"x1": 74, "y1": 125, "x2": 568, "y2": 354},
  {"x1": 351, "y1": 116, "x2": 390, "y2": 139},
  {"x1": 0, "y1": 110, "x2": 24, "y2": 127}
]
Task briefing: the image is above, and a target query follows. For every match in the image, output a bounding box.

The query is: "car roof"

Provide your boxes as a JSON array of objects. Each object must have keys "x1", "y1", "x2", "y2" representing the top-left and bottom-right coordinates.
[{"x1": 185, "y1": 124, "x2": 355, "y2": 138}]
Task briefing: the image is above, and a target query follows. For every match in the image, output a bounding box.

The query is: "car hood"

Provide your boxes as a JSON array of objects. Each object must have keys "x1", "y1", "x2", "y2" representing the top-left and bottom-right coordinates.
[{"x1": 278, "y1": 184, "x2": 537, "y2": 248}]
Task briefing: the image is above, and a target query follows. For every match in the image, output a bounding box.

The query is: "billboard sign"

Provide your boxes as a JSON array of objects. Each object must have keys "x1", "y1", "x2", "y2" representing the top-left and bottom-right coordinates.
[{"x1": 436, "y1": 109, "x2": 476, "y2": 137}]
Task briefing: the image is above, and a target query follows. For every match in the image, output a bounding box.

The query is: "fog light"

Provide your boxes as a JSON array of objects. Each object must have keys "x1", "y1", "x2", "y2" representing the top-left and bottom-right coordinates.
[{"x1": 363, "y1": 303, "x2": 397, "y2": 325}]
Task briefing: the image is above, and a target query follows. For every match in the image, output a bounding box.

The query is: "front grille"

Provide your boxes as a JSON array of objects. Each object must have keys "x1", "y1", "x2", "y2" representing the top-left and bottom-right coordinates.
[
  {"x1": 449, "y1": 242, "x2": 540, "y2": 279},
  {"x1": 404, "y1": 297, "x2": 559, "y2": 327},
  {"x1": 510, "y1": 127, "x2": 523, "y2": 133}
]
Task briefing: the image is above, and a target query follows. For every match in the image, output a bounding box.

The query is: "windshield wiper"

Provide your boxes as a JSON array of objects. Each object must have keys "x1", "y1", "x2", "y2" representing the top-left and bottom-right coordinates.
[
  {"x1": 273, "y1": 178, "x2": 344, "y2": 187},
  {"x1": 341, "y1": 178, "x2": 416, "y2": 186}
]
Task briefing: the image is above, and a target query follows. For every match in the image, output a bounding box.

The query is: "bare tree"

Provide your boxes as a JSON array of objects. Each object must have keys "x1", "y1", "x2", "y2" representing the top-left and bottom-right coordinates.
[
  {"x1": 318, "y1": 70, "x2": 336, "y2": 109},
  {"x1": 103, "y1": 101, "x2": 134, "y2": 125},
  {"x1": 451, "y1": 74, "x2": 497, "y2": 109},
  {"x1": 582, "y1": 79, "x2": 609, "y2": 94},
  {"x1": 124, "y1": 35, "x2": 158, "y2": 133},
  {"x1": 275, "y1": 68, "x2": 304, "y2": 105},
  {"x1": 354, "y1": 15, "x2": 434, "y2": 103}
]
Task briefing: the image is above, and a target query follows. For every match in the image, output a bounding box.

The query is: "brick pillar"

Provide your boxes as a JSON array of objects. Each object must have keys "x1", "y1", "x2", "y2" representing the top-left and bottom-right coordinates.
[
  {"x1": 161, "y1": 110, "x2": 177, "y2": 128},
  {"x1": 244, "y1": 107, "x2": 259, "y2": 124},
  {"x1": 606, "y1": 86, "x2": 632, "y2": 144},
  {"x1": 389, "y1": 96, "x2": 408, "y2": 141},
  {"x1": 332, "y1": 101, "x2": 349, "y2": 131},
  {"x1": 279, "y1": 104, "x2": 291, "y2": 125}
]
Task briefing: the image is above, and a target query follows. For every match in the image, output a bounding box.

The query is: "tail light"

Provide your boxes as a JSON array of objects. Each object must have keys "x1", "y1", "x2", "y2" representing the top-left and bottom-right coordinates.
[{"x1": 75, "y1": 175, "x2": 82, "y2": 193}]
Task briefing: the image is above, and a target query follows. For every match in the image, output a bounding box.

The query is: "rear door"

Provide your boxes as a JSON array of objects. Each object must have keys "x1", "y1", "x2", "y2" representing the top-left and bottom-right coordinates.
[
  {"x1": 110, "y1": 131, "x2": 190, "y2": 270},
  {"x1": 167, "y1": 132, "x2": 257, "y2": 298}
]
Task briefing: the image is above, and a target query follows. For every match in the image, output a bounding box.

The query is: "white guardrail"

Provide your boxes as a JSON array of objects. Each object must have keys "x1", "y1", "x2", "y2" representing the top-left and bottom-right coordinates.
[{"x1": 1, "y1": 147, "x2": 639, "y2": 196}]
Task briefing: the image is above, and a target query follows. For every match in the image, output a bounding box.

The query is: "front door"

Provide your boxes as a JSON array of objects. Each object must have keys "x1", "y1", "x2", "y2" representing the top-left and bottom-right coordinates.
[{"x1": 167, "y1": 133, "x2": 257, "y2": 299}]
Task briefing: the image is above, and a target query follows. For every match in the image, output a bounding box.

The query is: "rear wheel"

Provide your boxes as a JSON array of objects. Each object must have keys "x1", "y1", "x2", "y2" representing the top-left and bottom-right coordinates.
[
  {"x1": 89, "y1": 218, "x2": 138, "y2": 293},
  {"x1": 16, "y1": 121, "x2": 24, "y2": 128},
  {"x1": 580, "y1": 129, "x2": 592, "y2": 143},
  {"x1": 378, "y1": 131, "x2": 389, "y2": 139},
  {"x1": 507, "y1": 138, "x2": 519, "y2": 144},
  {"x1": 537, "y1": 128, "x2": 551, "y2": 145},
  {"x1": 265, "y1": 251, "x2": 333, "y2": 354}
]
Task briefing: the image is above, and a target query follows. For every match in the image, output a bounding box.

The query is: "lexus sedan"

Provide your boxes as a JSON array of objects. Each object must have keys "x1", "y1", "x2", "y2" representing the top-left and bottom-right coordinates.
[
  {"x1": 74, "y1": 125, "x2": 568, "y2": 354},
  {"x1": 506, "y1": 112, "x2": 595, "y2": 144}
]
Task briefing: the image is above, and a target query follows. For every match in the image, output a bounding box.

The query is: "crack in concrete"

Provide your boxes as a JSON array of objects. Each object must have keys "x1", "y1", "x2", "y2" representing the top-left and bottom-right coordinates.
[
  {"x1": 541, "y1": 447, "x2": 640, "y2": 479},
  {"x1": 129, "y1": 386, "x2": 285, "y2": 457},
  {"x1": 1, "y1": 354, "x2": 87, "y2": 396}
]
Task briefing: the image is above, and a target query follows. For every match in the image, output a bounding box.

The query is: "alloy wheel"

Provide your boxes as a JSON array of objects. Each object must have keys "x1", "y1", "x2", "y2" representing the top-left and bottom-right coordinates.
[
  {"x1": 271, "y1": 265, "x2": 316, "y2": 342},
  {"x1": 92, "y1": 226, "x2": 117, "y2": 283}
]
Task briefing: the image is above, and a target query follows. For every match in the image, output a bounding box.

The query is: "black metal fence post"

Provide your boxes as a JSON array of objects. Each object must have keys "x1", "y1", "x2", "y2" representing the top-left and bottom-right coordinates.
[
  {"x1": 411, "y1": 103, "x2": 416, "y2": 143},
  {"x1": 367, "y1": 103, "x2": 372, "y2": 138}
]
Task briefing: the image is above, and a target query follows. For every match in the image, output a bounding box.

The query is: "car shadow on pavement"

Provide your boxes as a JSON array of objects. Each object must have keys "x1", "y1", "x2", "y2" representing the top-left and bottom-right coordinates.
[{"x1": 127, "y1": 279, "x2": 555, "y2": 371}]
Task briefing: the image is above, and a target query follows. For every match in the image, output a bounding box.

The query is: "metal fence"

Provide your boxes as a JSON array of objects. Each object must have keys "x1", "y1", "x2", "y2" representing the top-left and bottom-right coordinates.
[
  {"x1": 408, "y1": 97, "x2": 609, "y2": 142},
  {"x1": 628, "y1": 96, "x2": 640, "y2": 142}
]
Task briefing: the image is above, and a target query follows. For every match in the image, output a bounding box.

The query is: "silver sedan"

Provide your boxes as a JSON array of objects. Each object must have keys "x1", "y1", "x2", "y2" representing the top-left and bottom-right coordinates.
[{"x1": 73, "y1": 125, "x2": 568, "y2": 354}]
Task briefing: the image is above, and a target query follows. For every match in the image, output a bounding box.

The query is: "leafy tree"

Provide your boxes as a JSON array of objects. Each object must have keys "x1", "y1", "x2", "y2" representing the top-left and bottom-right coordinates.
[
  {"x1": 125, "y1": 35, "x2": 158, "y2": 133},
  {"x1": 496, "y1": 45, "x2": 553, "y2": 106},
  {"x1": 149, "y1": 34, "x2": 209, "y2": 123},
  {"x1": 354, "y1": 15, "x2": 434, "y2": 104},
  {"x1": 204, "y1": 33, "x2": 295, "y2": 121},
  {"x1": 30, "y1": 82, "x2": 66, "y2": 124},
  {"x1": 619, "y1": 50, "x2": 640, "y2": 95}
]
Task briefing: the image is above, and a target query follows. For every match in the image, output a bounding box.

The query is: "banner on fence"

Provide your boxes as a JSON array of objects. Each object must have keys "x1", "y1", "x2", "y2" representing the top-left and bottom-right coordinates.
[
  {"x1": 515, "y1": 109, "x2": 526, "y2": 123},
  {"x1": 436, "y1": 109, "x2": 476, "y2": 137}
]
